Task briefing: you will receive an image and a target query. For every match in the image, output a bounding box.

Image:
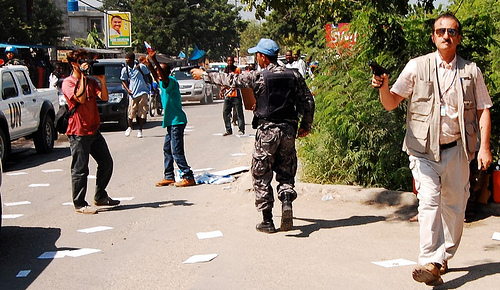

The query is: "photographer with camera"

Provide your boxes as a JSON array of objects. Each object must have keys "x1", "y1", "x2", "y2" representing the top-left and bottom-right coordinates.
[{"x1": 61, "y1": 49, "x2": 120, "y2": 214}]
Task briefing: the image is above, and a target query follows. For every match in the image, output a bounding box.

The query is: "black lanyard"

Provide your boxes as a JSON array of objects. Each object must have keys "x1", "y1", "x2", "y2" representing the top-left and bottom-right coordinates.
[{"x1": 435, "y1": 58, "x2": 457, "y2": 100}]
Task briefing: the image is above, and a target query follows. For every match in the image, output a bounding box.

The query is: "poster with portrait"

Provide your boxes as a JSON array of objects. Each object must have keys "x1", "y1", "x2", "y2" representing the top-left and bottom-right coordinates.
[{"x1": 105, "y1": 11, "x2": 131, "y2": 48}]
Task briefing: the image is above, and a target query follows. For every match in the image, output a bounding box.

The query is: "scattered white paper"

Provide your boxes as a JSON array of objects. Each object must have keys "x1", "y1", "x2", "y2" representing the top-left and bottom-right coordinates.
[
  {"x1": 492, "y1": 232, "x2": 500, "y2": 241},
  {"x1": 230, "y1": 153, "x2": 246, "y2": 156},
  {"x1": 16, "y1": 270, "x2": 31, "y2": 278},
  {"x1": 211, "y1": 166, "x2": 250, "y2": 176},
  {"x1": 28, "y1": 184, "x2": 50, "y2": 188},
  {"x1": 322, "y1": 194, "x2": 333, "y2": 201},
  {"x1": 88, "y1": 175, "x2": 96, "y2": 179},
  {"x1": 182, "y1": 254, "x2": 218, "y2": 264},
  {"x1": 78, "y1": 226, "x2": 114, "y2": 233},
  {"x1": 185, "y1": 129, "x2": 195, "y2": 132},
  {"x1": 57, "y1": 158, "x2": 64, "y2": 162},
  {"x1": 5, "y1": 201, "x2": 31, "y2": 206},
  {"x1": 115, "y1": 197, "x2": 134, "y2": 201},
  {"x1": 213, "y1": 133, "x2": 223, "y2": 136},
  {"x1": 6, "y1": 172, "x2": 28, "y2": 176},
  {"x1": 62, "y1": 202, "x2": 73, "y2": 206},
  {"x1": 372, "y1": 259, "x2": 417, "y2": 268},
  {"x1": 222, "y1": 186, "x2": 231, "y2": 190},
  {"x1": 193, "y1": 168, "x2": 215, "y2": 173},
  {"x1": 42, "y1": 169, "x2": 63, "y2": 173},
  {"x1": 38, "y1": 251, "x2": 66, "y2": 259},
  {"x1": 196, "y1": 230, "x2": 223, "y2": 240},
  {"x1": 65, "y1": 248, "x2": 101, "y2": 257},
  {"x1": 38, "y1": 248, "x2": 101, "y2": 259},
  {"x1": 186, "y1": 126, "x2": 194, "y2": 129},
  {"x1": 2, "y1": 214, "x2": 24, "y2": 219}
]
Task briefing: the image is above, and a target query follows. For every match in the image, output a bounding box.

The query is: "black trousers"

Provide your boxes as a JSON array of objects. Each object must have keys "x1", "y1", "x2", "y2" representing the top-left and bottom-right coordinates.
[
  {"x1": 223, "y1": 95, "x2": 245, "y2": 133},
  {"x1": 69, "y1": 131, "x2": 113, "y2": 208}
]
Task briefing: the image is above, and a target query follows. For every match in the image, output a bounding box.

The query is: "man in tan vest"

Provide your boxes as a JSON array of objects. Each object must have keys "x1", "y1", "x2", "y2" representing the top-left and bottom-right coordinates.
[{"x1": 371, "y1": 13, "x2": 492, "y2": 286}]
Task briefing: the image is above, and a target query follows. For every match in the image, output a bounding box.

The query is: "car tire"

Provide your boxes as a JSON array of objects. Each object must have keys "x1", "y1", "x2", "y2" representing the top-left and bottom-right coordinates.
[
  {"x1": 118, "y1": 112, "x2": 129, "y2": 131},
  {"x1": 0, "y1": 128, "x2": 7, "y2": 165},
  {"x1": 200, "y1": 94, "x2": 207, "y2": 104},
  {"x1": 34, "y1": 114, "x2": 55, "y2": 154}
]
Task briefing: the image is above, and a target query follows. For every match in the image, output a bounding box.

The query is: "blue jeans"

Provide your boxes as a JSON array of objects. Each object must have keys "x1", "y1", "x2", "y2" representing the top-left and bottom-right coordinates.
[
  {"x1": 164, "y1": 124, "x2": 193, "y2": 180},
  {"x1": 68, "y1": 131, "x2": 113, "y2": 208}
]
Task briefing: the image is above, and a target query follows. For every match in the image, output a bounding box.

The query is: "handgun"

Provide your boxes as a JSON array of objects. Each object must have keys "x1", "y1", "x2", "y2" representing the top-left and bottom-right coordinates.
[{"x1": 369, "y1": 60, "x2": 389, "y2": 77}]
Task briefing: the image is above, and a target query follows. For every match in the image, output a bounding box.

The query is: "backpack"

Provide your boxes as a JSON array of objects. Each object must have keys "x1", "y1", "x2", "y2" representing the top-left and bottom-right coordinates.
[{"x1": 55, "y1": 103, "x2": 79, "y2": 134}]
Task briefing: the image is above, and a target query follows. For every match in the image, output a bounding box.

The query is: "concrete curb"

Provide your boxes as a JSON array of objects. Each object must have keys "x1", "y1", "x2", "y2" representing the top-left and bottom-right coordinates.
[{"x1": 235, "y1": 171, "x2": 418, "y2": 207}]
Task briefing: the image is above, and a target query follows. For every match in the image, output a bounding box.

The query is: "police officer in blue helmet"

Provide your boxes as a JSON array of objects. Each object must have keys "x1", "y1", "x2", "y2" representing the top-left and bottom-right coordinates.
[
  {"x1": 191, "y1": 38, "x2": 315, "y2": 233},
  {"x1": 5, "y1": 46, "x2": 25, "y2": 66}
]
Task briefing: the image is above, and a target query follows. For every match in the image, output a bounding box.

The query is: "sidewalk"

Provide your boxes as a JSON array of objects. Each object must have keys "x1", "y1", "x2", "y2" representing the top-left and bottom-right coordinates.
[{"x1": 227, "y1": 171, "x2": 500, "y2": 289}]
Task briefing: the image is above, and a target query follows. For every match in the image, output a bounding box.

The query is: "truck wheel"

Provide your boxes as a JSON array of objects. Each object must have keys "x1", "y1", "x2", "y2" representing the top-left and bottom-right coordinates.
[
  {"x1": 34, "y1": 114, "x2": 55, "y2": 153},
  {"x1": 0, "y1": 128, "x2": 7, "y2": 165}
]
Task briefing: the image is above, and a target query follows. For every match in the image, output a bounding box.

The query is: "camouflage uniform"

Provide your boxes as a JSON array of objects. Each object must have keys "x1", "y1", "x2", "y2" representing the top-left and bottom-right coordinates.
[{"x1": 204, "y1": 63, "x2": 314, "y2": 211}]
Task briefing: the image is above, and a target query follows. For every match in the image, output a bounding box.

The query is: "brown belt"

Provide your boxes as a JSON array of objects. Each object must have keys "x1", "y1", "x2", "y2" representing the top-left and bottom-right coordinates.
[{"x1": 440, "y1": 141, "x2": 457, "y2": 150}]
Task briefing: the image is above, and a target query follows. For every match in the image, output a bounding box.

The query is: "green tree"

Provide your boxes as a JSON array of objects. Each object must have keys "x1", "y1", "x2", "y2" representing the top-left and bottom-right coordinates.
[
  {"x1": 299, "y1": 2, "x2": 497, "y2": 190},
  {"x1": 103, "y1": 0, "x2": 246, "y2": 60},
  {"x1": 73, "y1": 26, "x2": 106, "y2": 49},
  {"x1": 452, "y1": 0, "x2": 500, "y2": 162},
  {"x1": 0, "y1": 0, "x2": 64, "y2": 45},
  {"x1": 239, "y1": 21, "x2": 264, "y2": 58}
]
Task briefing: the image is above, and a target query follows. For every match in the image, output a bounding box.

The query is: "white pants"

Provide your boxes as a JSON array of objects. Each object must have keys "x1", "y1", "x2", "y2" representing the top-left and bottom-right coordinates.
[{"x1": 410, "y1": 140, "x2": 470, "y2": 265}]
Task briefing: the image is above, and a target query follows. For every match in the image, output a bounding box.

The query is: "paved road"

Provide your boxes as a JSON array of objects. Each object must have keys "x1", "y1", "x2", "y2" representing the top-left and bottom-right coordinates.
[{"x1": 1, "y1": 100, "x2": 499, "y2": 289}]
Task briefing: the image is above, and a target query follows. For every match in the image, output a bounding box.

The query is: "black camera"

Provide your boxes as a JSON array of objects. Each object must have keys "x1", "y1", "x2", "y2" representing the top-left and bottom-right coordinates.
[{"x1": 78, "y1": 59, "x2": 101, "y2": 75}]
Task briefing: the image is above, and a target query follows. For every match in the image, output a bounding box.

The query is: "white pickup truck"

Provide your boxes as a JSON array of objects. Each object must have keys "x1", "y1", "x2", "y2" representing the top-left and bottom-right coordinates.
[{"x1": 0, "y1": 65, "x2": 59, "y2": 163}]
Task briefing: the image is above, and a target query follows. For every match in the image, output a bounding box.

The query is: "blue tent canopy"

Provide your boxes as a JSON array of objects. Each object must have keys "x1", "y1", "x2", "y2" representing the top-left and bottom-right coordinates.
[
  {"x1": 189, "y1": 45, "x2": 205, "y2": 61},
  {"x1": 0, "y1": 43, "x2": 54, "y2": 49}
]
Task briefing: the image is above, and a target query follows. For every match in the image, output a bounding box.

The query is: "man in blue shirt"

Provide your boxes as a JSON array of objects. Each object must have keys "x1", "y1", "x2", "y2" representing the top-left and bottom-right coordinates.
[{"x1": 120, "y1": 52, "x2": 150, "y2": 138}]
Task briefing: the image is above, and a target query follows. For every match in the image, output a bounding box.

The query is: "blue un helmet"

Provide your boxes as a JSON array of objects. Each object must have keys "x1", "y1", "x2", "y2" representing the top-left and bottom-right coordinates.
[{"x1": 5, "y1": 46, "x2": 18, "y2": 55}]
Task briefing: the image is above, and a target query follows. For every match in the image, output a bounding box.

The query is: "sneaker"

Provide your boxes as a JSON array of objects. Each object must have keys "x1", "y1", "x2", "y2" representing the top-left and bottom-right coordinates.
[
  {"x1": 125, "y1": 127, "x2": 132, "y2": 137},
  {"x1": 174, "y1": 178, "x2": 195, "y2": 187},
  {"x1": 238, "y1": 130, "x2": 245, "y2": 135},
  {"x1": 94, "y1": 197, "x2": 120, "y2": 206},
  {"x1": 137, "y1": 130, "x2": 143, "y2": 138},
  {"x1": 412, "y1": 263, "x2": 443, "y2": 286},
  {"x1": 256, "y1": 220, "x2": 277, "y2": 233},
  {"x1": 156, "y1": 178, "x2": 175, "y2": 187},
  {"x1": 75, "y1": 206, "x2": 97, "y2": 214},
  {"x1": 280, "y1": 200, "x2": 293, "y2": 231},
  {"x1": 223, "y1": 131, "x2": 232, "y2": 136}
]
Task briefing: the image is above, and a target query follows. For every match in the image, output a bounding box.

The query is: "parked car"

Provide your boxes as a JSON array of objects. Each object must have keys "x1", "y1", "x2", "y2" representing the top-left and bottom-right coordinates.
[
  {"x1": 171, "y1": 67, "x2": 215, "y2": 104},
  {"x1": 0, "y1": 65, "x2": 59, "y2": 164},
  {"x1": 0, "y1": 161, "x2": 2, "y2": 234},
  {"x1": 91, "y1": 59, "x2": 130, "y2": 130}
]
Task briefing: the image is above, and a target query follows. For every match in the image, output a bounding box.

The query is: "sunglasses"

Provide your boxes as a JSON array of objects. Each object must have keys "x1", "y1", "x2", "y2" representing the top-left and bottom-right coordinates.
[{"x1": 435, "y1": 28, "x2": 458, "y2": 37}]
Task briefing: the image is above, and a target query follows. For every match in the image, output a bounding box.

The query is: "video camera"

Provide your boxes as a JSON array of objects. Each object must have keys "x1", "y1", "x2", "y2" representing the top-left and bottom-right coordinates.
[{"x1": 78, "y1": 59, "x2": 104, "y2": 75}]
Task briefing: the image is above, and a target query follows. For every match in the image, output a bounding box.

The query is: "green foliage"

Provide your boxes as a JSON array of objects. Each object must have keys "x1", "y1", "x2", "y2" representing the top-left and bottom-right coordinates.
[
  {"x1": 298, "y1": 2, "x2": 498, "y2": 190},
  {"x1": 239, "y1": 22, "x2": 265, "y2": 58},
  {"x1": 104, "y1": 0, "x2": 246, "y2": 60},
  {"x1": 453, "y1": 0, "x2": 500, "y2": 162},
  {"x1": 0, "y1": 0, "x2": 64, "y2": 45},
  {"x1": 73, "y1": 26, "x2": 106, "y2": 49}
]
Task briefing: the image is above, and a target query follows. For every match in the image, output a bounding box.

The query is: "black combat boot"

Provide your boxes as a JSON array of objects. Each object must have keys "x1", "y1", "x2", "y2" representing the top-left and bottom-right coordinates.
[
  {"x1": 256, "y1": 209, "x2": 277, "y2": 233},
  {"x1": 280, "y1": 192, "x2": 293, "y2": 231}
]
